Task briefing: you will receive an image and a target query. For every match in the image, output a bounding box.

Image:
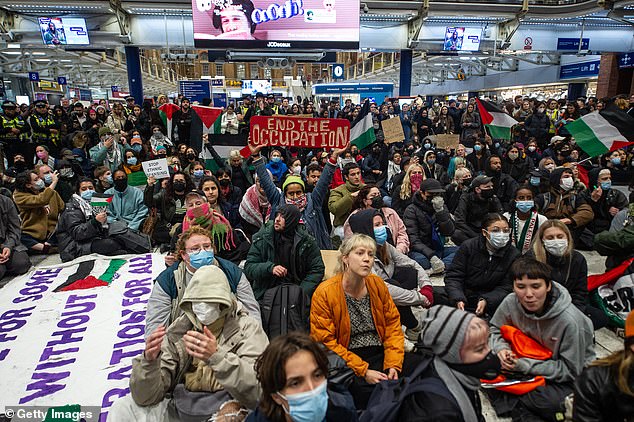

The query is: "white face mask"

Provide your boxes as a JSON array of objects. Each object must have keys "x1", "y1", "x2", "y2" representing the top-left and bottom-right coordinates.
[
  {"x1": 292, "y1": 165, "x2": 302, "y2": 174},
  {"x1": 192, "y1": 302, "x2": 222, "y2": 325},
  {"x1": 560, "y1": 177, "x2": 574, "y2": 191},
  {"x1": 543, "y1": 239, "x2": 568, "y2": 257}
]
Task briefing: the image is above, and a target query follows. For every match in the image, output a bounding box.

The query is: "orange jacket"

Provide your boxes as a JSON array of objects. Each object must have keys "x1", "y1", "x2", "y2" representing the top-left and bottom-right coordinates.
[{"x1": 310, "y1": 273, "x2": 404, "y2": 377}]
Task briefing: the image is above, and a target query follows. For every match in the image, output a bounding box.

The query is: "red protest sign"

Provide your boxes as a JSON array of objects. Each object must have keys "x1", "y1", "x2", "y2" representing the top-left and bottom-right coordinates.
[{"x1": 249, "y1": 116, "x2": 350, "y2": 150}]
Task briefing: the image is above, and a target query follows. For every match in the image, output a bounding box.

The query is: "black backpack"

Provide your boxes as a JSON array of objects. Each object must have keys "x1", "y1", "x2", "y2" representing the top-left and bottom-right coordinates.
[{"x1": 260, "y1": 283, "x2": 311, "y2": 339}]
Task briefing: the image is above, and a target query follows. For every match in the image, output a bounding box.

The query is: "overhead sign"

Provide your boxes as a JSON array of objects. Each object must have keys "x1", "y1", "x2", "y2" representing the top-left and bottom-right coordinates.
[
  {"x1": 211, "y1": 78, "x2": 225, "y2": 87},
  {"x1": 79, "y1": 88, "x2": 92, "y2": 101},
  {"x1": 212, "y1": 92, "x2": 227, "y2": 108},
  {"x1": 559, "y1": 60, "x2": 600, "y2": 80},
  {"x1": 178, "y1": 80, "x2": 211, "y2": 104},
  {"x1": 249, "y1": 116, "x2": 350, "y2": 149},
  {"x1": 313, "y1": 83, "x2": 394, "y2": 94},
  {"x1": 57, "y1": 76, "x2": 67, "y2": 85},
  {"x1": 28, "y1": 72, "x2": 40, "y2": 82},
  {"x1": 332, "y1": 64, "x2": 345, "y2": 80},
  {"x1": 38, "y1": 80, "x2": 63, "y2": 92},
  {"x1": 111, "y1": 85, "x2": 119, "y2": 93},
  {"x1": 557, "y1": 37, "x2": 590, "y2": 51},
  {"x1": 523, "y1": 37, "x2": 533, "y2": 50},
  {"x1": 619, "y1": 52, "x2": 633, "y2": 69}
]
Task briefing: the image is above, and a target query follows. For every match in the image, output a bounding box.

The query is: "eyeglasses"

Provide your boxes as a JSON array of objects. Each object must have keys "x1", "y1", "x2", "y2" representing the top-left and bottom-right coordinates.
[{"x1": 186, "y1": 243, "x2": 213, "y2": 254}]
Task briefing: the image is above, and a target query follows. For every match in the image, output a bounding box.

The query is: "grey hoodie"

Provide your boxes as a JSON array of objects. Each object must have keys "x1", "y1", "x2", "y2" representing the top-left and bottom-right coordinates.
[{"x1": 489, "y1": 281, "x2": 595, "y2": 383}]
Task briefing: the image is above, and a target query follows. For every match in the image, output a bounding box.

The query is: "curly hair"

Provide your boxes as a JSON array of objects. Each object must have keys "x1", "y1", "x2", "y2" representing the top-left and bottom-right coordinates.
[{"x1": 175, "y1": 226, "x2": 214, "y2": 260}]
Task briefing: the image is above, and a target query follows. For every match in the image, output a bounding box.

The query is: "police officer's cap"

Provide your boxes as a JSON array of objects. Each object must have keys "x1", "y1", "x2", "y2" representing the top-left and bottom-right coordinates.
[
  {"x1": 1, "y1": 100, "x2": 17, "y2": 109},
  {"x1": 267, "y1": 93, "x2": 274, "y2": 99},
  {"x1": 34, "y1": 100, "x2": 47, "y2": 107}
]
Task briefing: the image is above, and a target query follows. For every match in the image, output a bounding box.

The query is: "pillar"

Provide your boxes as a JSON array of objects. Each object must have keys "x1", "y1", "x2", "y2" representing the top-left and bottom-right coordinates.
[
  {"x1": 399, "y1": 49, "x2": 413, "y2": 97},
  {"x1": 567, "y1": 83, "x2": 587, "y2": 101},
  {"x1": 125, "y1": 46, "x2": 144, "y2": 103},
  {"x1": 596, "y1": 53, "x2": 620, "y2": 99}
]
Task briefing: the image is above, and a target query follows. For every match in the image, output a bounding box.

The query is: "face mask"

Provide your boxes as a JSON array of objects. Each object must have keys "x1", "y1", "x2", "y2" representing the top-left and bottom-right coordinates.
[
  {"x1": 188, "y1": 249, "x2": 214, "y2": 269},
  {"x1": 425, "y1": 158, "x2": 435, "y2": 166},
  {"x1": 560, "y1": 149, "x2": 571, "y2": 157},
  {"x1": 60, "y1": 168, "x2": 74, "y2": 178},
  {"x1": 278, "y1": 381, "x2": 328, "y2": 422},
  {"x1": 480, "y1": 188, "x2": 494, "y2": 199},
  {"x1": 528, "y1": 146, "x2": 536, "y2": 152},
  {"x1": 105, "y1": 175, "x2": 113, "y2": 185},
  {"x1": 508, "y1": 152, "x2": 519, "y2": 160},
  {"x1": 515, "y1": 200, "x2": 534, "y2": 213},
  {"x1": 219, "y1": 178, "x2": 231, "y2": 187},
  {"x1": 14, "y1": 161, "x2": 26, "y2": 170},
  {"x1": 448, "y1": 351, "x2": 501, "y2": 380},
  {"x1": 530, "y1": 176, "x2": 540, "y2": 186},
  {"x1": 172, "y1": 165, "x2": 180, "y2": 172},
  {"x1": 271, "y1": 156, "x2": 281, "y2": 163},
  {"x1": 611, "y1": 157, "x2": 621, "y2": 166},
  {"x1": 374, "y1": 225, "x2": 388, "y2": 246},
  {"x1": 600, "y1": 181, "x2": 611, "y2": 191},
  {"x1": 487, "y1": 231, "x2": 509, "y2": 249},
  {"x1": 43, "y1": 173, "x2": 53, "y2": 186},
  {"x1": 187, "y1": 153, "x2": 196, "y2": 160},
  {"x1": 371, "y1": 196, "x2": 384, "y2": 209},
  {"x1": 127, "y1": 157, "x2": 138, "y2": 166},
  {"x1": 424, "y1": 143, "x2": 431, "y2": 149},
  {"x1": 132, "y1": 144, "x2": 142, "y2": 152},
  {"x1": 292, "y1": 165, "x2": 302, "y2": 174},
  {"x1": 494, "y1": 142, "x2": 500, "y2": 149},
  {"x1": 113, "y1": 178, "x2": 128, "y2": 192},
  {"x1": 192, "y1": 302, "x2": 222, "y2": 326},
  {"x1": 193, "y1": 169, "x2": 204, "y2": 178},
  {"x1": 544, "y1": 239, "x2": 568, "y2": 257},
  {"x1": 36, "y1": 151, "x2": 47, "y2": 159},
  {"x1": 538, "y1": 107, "x2": 546, "y2": 113},
  {"x1": 545, "y1": 164, "x2": 555, "y2": 172},
  {"x1": 410, "y1": 173, "x2": 423, "y2": 191},
  {"x1": 173, "y1": 181, "x2": 186, "y2": 192},
  {"x1": 560, "y1": 177, "x2": 574, "y2": 191},
  {"x1": 285, "y1": 194, "x2": 307, "y2": 211},
  {"x1": 80, "y1": 189, "x2": 95, "y2": 201},
  {"x1": 474, "y1": 144, "x2": 482, "y2": 152},
  {"x1": 34, "y1": 179, "x2": 46, "y2": 191}
]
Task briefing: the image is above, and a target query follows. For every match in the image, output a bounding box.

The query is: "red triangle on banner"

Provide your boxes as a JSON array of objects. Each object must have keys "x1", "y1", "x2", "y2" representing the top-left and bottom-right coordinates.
[
  {"x1": 158, "y1": 103, "x2": 180, "y2": 120},
  {"x1": 192, "y1": 105, "x2": 223, "y2": 129}
]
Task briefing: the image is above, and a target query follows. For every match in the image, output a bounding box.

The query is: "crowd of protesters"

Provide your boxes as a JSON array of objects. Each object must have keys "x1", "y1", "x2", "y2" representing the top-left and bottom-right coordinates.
[{"x1": 1, "y1": 90, "x2": 633, "y2": 422}]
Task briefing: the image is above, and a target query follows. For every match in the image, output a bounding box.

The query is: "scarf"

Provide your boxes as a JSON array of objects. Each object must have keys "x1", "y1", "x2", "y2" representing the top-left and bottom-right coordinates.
[
  {"x1": 183, "y1": 205, "x2": 235, "y2": 252},
  {"x1": 510, "y1": 211, "x2": 539, "y2": 255},
  {"x1": 102, "y1": 142, "x2": 121, "y2": 166},
  {"x1": 345, "y1": 180, "x2": 362, "y2": 193},
  {"x1": 184, "y1": 317, "x2": 226, "y2": 393},
  {"x1": 239, "y1": 184, "x2": 273, "y2": 228},
  {"x1": 433, "y1": 358, "x2": 479, "y2": 422},
  {"x1": 72, "y1": 194, "x2": 92, "y2": 219}
]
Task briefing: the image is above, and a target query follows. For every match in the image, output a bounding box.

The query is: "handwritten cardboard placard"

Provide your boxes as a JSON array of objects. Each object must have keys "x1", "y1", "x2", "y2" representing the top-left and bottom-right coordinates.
[
  {"x1": 141, "y1": 158, "x2": 170, "y2": 179},
  {"x1": 429, "y1": 134, "x2": 460, "y2": 150},
  {"x1": 381, "y1": 116, "x2": 405, "y2": 144},
  {"x1": 249, "y1": 116, "x2": 350, "y2": 149}
]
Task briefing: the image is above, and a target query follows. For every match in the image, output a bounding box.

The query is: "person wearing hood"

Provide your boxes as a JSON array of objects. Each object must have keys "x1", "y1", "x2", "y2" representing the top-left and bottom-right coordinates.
[
  {"x1": 398, "y1": 305, "x2": 501, "y2": 422},
  {"x1": 442, "y1": 213, "x2": 520, "y2": 317},
  {"x1": 414, "y1": 108, "x2": 434, "y2": 138},
  {"x1": 149, "y1": 125, "x2": 172, "y2": 154},
  {"x1": 488, "y1": 257, "x2": 595, "y2": 422},
  {"x1": 244, "y1": 205, "x2": 325, "y2": 301},
  {"x1": 348, "y1": 209, "x2": 433, "y2": 342},
  {"x1": 485, "y1": 155, "x2": 518, "y2": 212},
  {"x1": 466, "y1": 137, "x2": 490, "y2": 175},
  {"x1": 105, "y1": 169, "x2": 147, "y2": 231},
  {"x1": 360, "y1": 143, "x2": 385, "y2": 185},
  {"x1": 53, "y1": 159, "x2": 80, "y2": 203},
  {"x1": 404, "y1": 178, "x2": 457, "y2": 274},
  {"x1": 146, "y1": 226, "x2": 260, "y2": 340},
  {"x1": 421, "y1": 150, "x2": 449, "y2": 184},
  {"x1": 89, "y1": 127, "x2": 131, "y2": 172},
  {"x1": 583, "y1": 168, "x2": 628, "y2": 234},
  {"x1": 330, "y1": 161, "x2": 366, "y2": 238},
  {"x1": 452, "y1": 175, "x2": 503, "y2": 245},
  {"x1": 111, "y1": 265, "x2": 268, "y2": 420},
  {"x1": 524, "y1": 102, "x2": 550, "y2": 148},
  {"x1": 502, "y1": 144, "x2": 532, "y2": 184},
  {"x1": 239, "y1": 169, "x2": 278, "y2": 239},
  {"x1": 252, "y1": 144, "x2": 340, "y2": 250}
]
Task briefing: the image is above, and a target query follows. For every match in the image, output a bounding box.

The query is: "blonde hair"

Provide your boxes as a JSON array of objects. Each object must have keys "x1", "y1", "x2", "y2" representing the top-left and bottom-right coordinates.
[
  {"x1": 532, "y1": 220, "x2": 574, "y2": 262},
  {"x1": 335, "y1": 234, "x2": 376, "y2": 274},
  {"x1": 590, "y1": 347, "x2": 634, "y2": 397},
  {"x1": 228, "y1": 150, "x2": 242, "y2": 160},
  {"x1": 400, "y1": 163, "x2": 424, "y2": 200},
  {"x1": 454, "y1": 167, "x2": 471, "y2": 184}
]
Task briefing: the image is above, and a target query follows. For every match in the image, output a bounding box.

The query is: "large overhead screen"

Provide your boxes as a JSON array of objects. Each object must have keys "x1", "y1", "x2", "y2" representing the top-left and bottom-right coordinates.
[
  {"x1": 443, "y1": 27, "x2": 481, "y2": 52},
  {"x1": 39, "y1": 17, "x2": 89, "y2": 45},
  {"x1": 192, "y1": 0, "x2": 360, "y2": 49}
]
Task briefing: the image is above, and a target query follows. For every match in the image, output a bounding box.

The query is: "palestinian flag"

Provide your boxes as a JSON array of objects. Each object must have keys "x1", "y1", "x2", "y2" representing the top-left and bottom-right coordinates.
[
  {"x1": 192, "y1": 105, "x2": 223, "y2": 133},
  {"x1": 91, "y1": 194, "x2": 113, "y2": 215},
  {"x1": 564, "y1": 109, "x2": 634, "y2": 158},
  {"x1": 350, "y1": 100, "x2": 376, "y2": 150},
  {"x1": 158, "y1": 103, "x2": 180, "y2": 138},
  {"x1": 476, "y1": 99, "x2": 518, "y2": 140}
]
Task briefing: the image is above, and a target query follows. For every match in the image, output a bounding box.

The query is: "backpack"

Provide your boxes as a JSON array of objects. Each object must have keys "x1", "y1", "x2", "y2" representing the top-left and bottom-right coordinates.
[
  {"x1": 359, "y1": 356, "x2": 458, "y2": 422},
  {"x1": 260, "y1": 283, "x2": 311, "y2": 339},
  {"x1": 539, "y1": 191, "x2": 576, "y2": 214}
]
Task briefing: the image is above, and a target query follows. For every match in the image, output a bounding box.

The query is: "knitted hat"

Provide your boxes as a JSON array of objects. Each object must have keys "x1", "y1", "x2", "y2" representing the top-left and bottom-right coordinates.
[
  {"x1": 98, "y1": 127, "x2": 113, "y2": 137},
  {"x1": 418, "y1": 305, "x2": 476, "y2": 364},
  {"x1": 282, "y1": 175, "x2": 305, "y2": 193}
]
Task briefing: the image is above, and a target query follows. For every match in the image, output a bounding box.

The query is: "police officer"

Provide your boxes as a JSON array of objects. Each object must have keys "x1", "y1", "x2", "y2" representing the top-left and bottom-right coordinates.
[
  {"x1": 0, "y1": 100, "x2": 31, "y2": 163},
  {"x1": 266, "y1": 93, "x2": 279, "y2": 114},
  {"x1": 29, "y1": 100, "x2": 61, "y2": 156},
  {"x1": 124, "y1": 95, "x2": 135, "y2": 116},
  {"x1": 237, "y1": 95, "x2": 253, "y2": 133}
]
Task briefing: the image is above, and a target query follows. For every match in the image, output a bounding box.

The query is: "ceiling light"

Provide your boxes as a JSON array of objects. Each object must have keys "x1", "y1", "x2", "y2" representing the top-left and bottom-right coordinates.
[{"x1": 7, "y1": 43, "x2": 20, "y2": 49}]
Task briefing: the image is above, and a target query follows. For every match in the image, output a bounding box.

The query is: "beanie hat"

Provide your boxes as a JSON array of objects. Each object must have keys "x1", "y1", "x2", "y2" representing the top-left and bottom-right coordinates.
[
  {"x1": 99, "y1": 127, "x2": 113, "y2": 137},
  {"x1": 418, "y1": 305, "x2": 475, "y2": 364},
  {"x1": 282, "y1": 175, "x2": 305, "y2": 193}
]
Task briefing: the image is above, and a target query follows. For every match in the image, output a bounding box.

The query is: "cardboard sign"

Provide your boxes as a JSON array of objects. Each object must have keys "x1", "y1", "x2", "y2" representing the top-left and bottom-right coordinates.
[
  {"x1": 381, "y1": 116, "x2": 405, "y2": 144},
  {"x1": 429, "y1": 134, "x2": 460, "y2": 150},
  {"x1": 141, "y1": 158, "x2": 170, "y2": 179},
  {"x1": 249, "y1": 116, "x2": 350, "y2": 149},
  {"x1": 320, "y1": 250, "x2": 341, "y2": 281}
]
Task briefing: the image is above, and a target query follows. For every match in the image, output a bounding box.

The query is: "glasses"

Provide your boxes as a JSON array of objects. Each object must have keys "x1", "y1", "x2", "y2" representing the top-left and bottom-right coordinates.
[{"x1": 186, "y1": 243, "x2": 213, "y2": 254}]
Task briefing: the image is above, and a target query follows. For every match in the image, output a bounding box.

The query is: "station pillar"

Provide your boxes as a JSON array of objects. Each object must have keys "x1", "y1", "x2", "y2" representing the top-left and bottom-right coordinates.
[
  {"x1": 597, "y1": 53, "x2": 633, "y2": 99},
  {"x1": 399, "y1": 49, "x2": 413, "y2": 96},
  {"x1": 125, "y1": 46, "x2": 144, "y2": 103}
]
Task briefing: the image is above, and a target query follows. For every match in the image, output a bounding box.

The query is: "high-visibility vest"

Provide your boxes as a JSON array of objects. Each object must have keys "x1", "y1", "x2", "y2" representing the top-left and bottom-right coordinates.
[
  {"x1": 0, "y1": 114, "x2": 29, "y2": 142},
  {"x1": 31, "y1": 113, "x2": 59, "y2": 145}
]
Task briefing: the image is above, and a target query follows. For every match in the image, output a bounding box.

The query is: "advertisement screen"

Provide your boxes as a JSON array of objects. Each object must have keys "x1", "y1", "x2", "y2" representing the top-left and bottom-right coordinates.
[
  {"x1": 39, "y1": 17, "x2": 89, "y2": 45},
  {"x1": 443, "y1": 27, "x2": 481, "y2": 52},
  {"x1": 192, "y1": 0, "x2": 360, "y2": 49},
  {"x1": 241, "y1": 80, "x2": 273, "y2": 95}
]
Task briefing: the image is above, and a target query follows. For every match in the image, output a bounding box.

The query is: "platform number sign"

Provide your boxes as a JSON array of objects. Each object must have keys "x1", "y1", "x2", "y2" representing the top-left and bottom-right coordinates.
[
  {"x1": 332, "y1": 64, "x2": 345, "y2": 80},
  {"x1": 28, "y1": 72, "x2": 40, "y2": 82},
  {"x1": 57, "y1": 76, "x2": 67, "y2": 85}
]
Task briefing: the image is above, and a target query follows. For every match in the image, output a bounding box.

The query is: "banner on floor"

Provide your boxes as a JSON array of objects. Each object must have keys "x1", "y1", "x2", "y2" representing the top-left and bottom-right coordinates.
[
  {"x1": 0, "y1": 253, "x2": 165, "y2": 421},
  {"x1": 249, "y1": 115, "x2": 350, "y2": 149}
]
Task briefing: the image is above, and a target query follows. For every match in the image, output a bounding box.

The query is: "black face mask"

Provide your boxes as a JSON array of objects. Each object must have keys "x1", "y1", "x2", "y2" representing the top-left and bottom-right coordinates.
[
  {"x1": 559, "y1": 149, "x2": 571, "y2": 157},
  {"x1": 187, "y1": 153, "x2": 196, "y2": 160},
  {"x1": 113, "y1": 178, "x2": 128, "y2": 192},
  {"x1": 14, "y1": 161, "x2": 26, "y2": 170},
  {"x1": 173, "y1": 181, "x2": 186, "y2": 192},
  {"x1": 219, "y1": 178, "x2": 231, "y2": 187},
  {"x1": 480, "y1": 189, "x2": 494, "y2": 199},
  {"x1": 448, "y1": 351, "x2": 501, "y2": 380},
  {"x1": 371, "y1": 196, "x2": 384, "y2": 209}
]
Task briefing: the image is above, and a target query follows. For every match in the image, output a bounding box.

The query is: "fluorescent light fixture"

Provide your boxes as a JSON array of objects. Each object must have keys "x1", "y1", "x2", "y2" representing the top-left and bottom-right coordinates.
[{"x1": 7, "y1": 43, "x2": 20, "y2": 48}]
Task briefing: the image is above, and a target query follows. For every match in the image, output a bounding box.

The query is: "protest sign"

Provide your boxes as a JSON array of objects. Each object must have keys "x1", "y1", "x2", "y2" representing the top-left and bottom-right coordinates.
[
  {"x1": 381, "y1": 117, "x2": 405, "y2": 144},
  {"x1": 429, "y1": 134, "x2": 460, "y2": 150},
  {"x1": 141, "y1": 158, "x2": 169, "y2": 179},
  {"x1": 0, "y1": 254, "x2": 165, "y2": 421},
  {"x1": 249, "y1": 116, "x2": 350, "y2": 150}
]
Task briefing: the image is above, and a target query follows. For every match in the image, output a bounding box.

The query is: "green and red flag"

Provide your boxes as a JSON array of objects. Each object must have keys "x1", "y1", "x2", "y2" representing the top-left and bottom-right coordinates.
[
  {"x1": 350, "y1": 100, "x2": 377, "y2": 150},
  {"x1": 564, "y1": 109, "x2": 634, "y2": 158},
  {"x1": 476, "y1": 98, "x2": 518, "y2": 140},
  {"x1": 158, "y1": 103, "x2": 180, "y2": 137},
  {"x1": 192, "y1": 105, "x2": 223, "y2": 133}
]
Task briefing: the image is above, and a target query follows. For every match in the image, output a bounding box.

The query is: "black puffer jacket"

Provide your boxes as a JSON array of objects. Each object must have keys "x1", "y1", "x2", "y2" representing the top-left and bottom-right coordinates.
[
  {"x1": 573, "y1": 362, "x2": 634, "y2": 421},
  {"x1": 444, "y1": 235, "x2": 520, "y2": 313},
  {"x1": 485, "y1": 157, "x2": 518, "y2": 212},
  {"x1": 57, "y1": 196, "x2": 107, "y2": 262},
  {"x1": 583, "y1": 188, "x2": 629, "y2": 234},
  {"x1": 501, "y1": 155, "x2": 532, "y2": 183},
  {"x1": 453, "y1": 192, "x2": 503, "y2": 239},
  {"x1": 403, "y1": 192, "x2": 455, "y2": 258}
]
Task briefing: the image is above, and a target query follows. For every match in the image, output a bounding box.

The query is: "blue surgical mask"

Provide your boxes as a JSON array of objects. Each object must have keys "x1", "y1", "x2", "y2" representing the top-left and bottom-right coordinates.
[
  {"x1": 127, "y1": 157, "x2": 138, "y2": 166},
  {"x1": 132, "y1": 144, "x2": 142, "y2": 152},
  {"x1": 474, "y1": 144, "x2": 482, "y2": 152},
  {"x1": 105, "y1": 174, "x2": 113, "y2": 184},
  {"x1": 530, "y1": 176, "x2": 540, "y2": 186},
  {"x1": 600, "y1": 181, "x2": 611, "y2": 190},
  {"x1": 193, "y1": 169, "x2": 204, "y2": 178},
  {"x1": 271, "y1": 156, "x2": 281, "y2": 163},
  {"x1": 374, "y1": 225, "x2": 388, "y2": 246},
  {"x1": 494, "y1": 142, "x2": 500, "y2": 149},
  {"x1": 80, "y1": 189, "x2": 95, "y2": 201},
  {"x1": 515, "y1": 200, "x2": 534, "y2": 213},
  {"x1": 189, "y1": 249, "x2": 214, "y2": 269},
  {"x1": 427, "y1": 159, "x2": 435, "y2": 166},
  {"x1": 611, "y1": 157, "x2": 621, "y2": 166},
  {"x1": 278, "y1": 381, "x2": 328, "y2": 422},
  {"x1": 43, "y1": 173, "x2": 53, "y2": 186},
  {"x1": 424, "y1": 143, "x2": 431, "y2": 149},
  {"x1": 487, "y1": 231, "x2": 509, "y2": 249}
]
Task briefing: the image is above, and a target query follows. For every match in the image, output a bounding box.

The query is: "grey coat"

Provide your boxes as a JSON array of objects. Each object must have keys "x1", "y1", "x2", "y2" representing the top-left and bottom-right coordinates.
[{"x1": 0, "y1": 194, "x2": 26, "y2": 252}]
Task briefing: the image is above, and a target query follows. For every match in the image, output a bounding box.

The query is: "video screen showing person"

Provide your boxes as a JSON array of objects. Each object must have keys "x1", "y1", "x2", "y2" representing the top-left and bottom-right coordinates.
[
  {"x1": 444, "y1": 27, "x2": 464, "y2": 51},
  {"x1": 40, "y1": 17, "x2": 67, "y2": 45}
]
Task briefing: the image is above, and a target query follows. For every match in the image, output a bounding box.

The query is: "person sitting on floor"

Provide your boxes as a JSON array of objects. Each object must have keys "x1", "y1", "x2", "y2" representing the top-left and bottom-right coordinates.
[
  {"x1": 105, "y1": 169, "x2": 147, "y2": 231},
  {"x1": 452, "y1": 175, "x2": 503, "y2": 245},
  {"x1": 0, "y1": 193, "x2": 31, "y2": 280}
]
